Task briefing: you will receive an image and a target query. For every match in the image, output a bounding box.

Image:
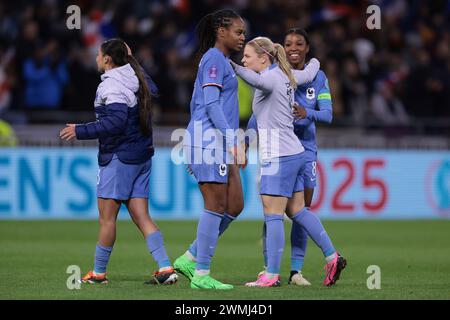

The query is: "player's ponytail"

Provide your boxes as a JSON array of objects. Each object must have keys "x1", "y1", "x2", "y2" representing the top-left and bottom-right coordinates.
[
  {"x1": 127, "y1": 55, "x2": 153, "y2": 136},
  {"x1": 248, "y1": 37, "x2": 297, "y2": 90},
  {"x1": 196, "y1": 9, "x2": 241, "y2": 54},
  {"x1": 273, "y1": 43, "x2": 297, "y2": 90},
  {"x1": 196, "y1": 13, "x2": 215, "y2": 54},
  {"x1": 101, "y1": 38, "x2": 153, "y2": 136}
]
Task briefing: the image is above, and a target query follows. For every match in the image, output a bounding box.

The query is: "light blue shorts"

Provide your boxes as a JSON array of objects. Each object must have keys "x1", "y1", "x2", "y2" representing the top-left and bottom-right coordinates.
[
  {"x1": 260, "y1": 153, "x2": 306, "y2": 197},
  {"x1": 97, "y1": 154, "x2": 151, "y2": 200},
  {"x1": 294, "y1": 150, "x2": 317, "y2": 191},
  {"x1": 185, "y1": 146, "x2": 229, "y2": 183}
]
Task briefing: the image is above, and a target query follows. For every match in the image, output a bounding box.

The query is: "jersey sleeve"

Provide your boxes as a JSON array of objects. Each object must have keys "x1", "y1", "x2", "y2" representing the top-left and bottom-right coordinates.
[
  {"x1": 306, "y1": 75, "x2": 333, "y2": 123},
  {"x1": 231, "y1": 61, "x2": 274, "y2": 92},
  {"x1": 201, "y1": 54, "x2": 234, "y2": 149},
  {"x1": 293, "y1": 58, "x2": 320, "y2": 85},
  {"x1": 75, "y1": 103, "x2": 128, "y2": 140},
  {"x1": 201, "y1": 53, "x2": 225, "y2": 89}
]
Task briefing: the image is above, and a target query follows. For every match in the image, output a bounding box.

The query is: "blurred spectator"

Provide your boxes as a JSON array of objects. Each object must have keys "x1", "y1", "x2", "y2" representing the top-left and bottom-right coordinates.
[
  {"x1": 0, "y1": 44, "x2": 15, "y2": 115},
  {"x1": 0, "y1": 0, "x2": 447, "y2": 134},
  {"x1": 340, "y1": 56, "x2": 368, "y2": 125},
  {"x1": 371, "y1": 80, "x2": 409, "y2": 126},
  {"x1": 23, "y1": 40, "x2": 69, "y2": 109}
]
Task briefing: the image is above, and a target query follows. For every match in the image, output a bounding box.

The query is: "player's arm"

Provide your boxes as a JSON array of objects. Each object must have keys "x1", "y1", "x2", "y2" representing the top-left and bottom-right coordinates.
[
  {"x1": 293, "y1": 58, "x2": 320, "y2": 85},
  {"x1": 230, "y1": 60, "x2": 274, "y2": 93},
  {"x1": 75, "y1": 84, "x2": 128, "y2": 140},
  {"x1": 305, "y1": 77, "x2": 333, "y2": 123},
  {"x1": 202, "y1": 56, "x2": 234, "y2": 150}
]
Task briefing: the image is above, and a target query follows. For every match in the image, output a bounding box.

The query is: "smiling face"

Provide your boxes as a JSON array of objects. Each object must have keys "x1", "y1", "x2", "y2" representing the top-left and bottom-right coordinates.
[
  {"x1": 219, "y1": 18, "x2": 246, "y2": 53},
  {"x1": 284, "y1": 33, "x2": 309, "y2": 69},
  {"x1": 241, "y1": 44, "x2": 269, "y2": 72}
]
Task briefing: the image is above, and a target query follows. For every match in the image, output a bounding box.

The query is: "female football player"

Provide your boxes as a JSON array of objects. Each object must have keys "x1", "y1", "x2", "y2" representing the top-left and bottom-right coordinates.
[
  {"x1": 233, "y1": 36, "x2": 344, "y2": 287},
  {"x1": 59, "y1": 38, "x2": 177, "y2": 285},
  {"x1": 173, "y1": 9, "x2": 246, "y2": 290},
  {"x1": 259, "y1": 28, "x2": 345, "y2": 286},
  {"x1": 286, "y1": 28, "x2": 341, "y2": 286}
]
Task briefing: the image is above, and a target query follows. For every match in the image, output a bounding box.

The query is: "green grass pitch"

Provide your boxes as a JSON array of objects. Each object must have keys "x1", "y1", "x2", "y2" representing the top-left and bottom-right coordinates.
[{"x1": 1, "y1": 220, "x2": 449, "y2": 300}]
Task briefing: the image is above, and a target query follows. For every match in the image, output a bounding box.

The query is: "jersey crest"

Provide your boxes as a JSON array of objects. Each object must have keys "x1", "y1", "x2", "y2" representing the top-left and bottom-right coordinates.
[{"x1": 306, "y1": 87, "x2": 315, "y2": 100}]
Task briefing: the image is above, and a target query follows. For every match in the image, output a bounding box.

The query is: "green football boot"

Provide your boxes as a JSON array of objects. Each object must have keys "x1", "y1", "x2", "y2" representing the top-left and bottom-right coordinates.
[
  {"x1": 173, "y1": 254, "x2": 196, "y2": 281},
  {"x1": 190, "y1": 274, "x2": 233, "y2": 290}
]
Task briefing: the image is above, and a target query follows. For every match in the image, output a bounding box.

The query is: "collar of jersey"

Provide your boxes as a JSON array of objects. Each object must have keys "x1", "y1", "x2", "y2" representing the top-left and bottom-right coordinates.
[{"x1": 211, "y1": 47, "x2": 227, "y2": 58}]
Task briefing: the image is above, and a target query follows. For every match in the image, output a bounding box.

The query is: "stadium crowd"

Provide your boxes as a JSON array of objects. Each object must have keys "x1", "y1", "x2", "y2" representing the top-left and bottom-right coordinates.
[{"x1": 0, "y1": 0, "x2": 448, "y2": 133}]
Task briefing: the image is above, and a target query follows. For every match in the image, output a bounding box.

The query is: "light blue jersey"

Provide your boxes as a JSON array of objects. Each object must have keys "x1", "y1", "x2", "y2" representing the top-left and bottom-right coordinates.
[
  {"x1": 185, "y1": 47, "x2": 239, "y2": 151},
  {"x1": 293, "y1": 70, "x2": 332, "y2": 190},
  {"x1": 293, "y1": 70, "x2": 333, "y2": 154}
]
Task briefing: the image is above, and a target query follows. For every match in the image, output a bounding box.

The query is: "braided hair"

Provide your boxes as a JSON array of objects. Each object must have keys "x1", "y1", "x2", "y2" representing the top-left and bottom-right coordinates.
[{"x1": 196, "y1": 9, "x2": 242, "y2": 54}]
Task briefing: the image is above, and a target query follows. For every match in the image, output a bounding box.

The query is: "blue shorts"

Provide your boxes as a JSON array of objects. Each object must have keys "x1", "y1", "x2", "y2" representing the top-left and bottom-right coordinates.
[
  {"x1": 185, "y1": 146, "x2": 229, "y2": 183},
  {"x1": 190, "y1": 162, "x2": 229, "y2": 183},
  {"x1": 260, "y1": 153, "x2": 306, "y2": 197},
  {"x1": 294, "y1": 150, "x2": 317, "y2": 192},
  {"x1": 97, "y1": 154, "x2": 151, "y2": 200}
]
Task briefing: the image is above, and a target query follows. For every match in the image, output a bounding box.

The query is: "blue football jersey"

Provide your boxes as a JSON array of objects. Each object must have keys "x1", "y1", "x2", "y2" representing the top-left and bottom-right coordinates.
[
  {"x1": 293, "y1": 70, "x2": 333, "y2": 153},
  {"x1": 185, "y1": 47, "x2": 239, "y2": 149}
]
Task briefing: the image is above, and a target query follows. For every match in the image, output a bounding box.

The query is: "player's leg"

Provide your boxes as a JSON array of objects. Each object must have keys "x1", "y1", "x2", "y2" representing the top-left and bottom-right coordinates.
[
  {"x1": 285, "y1": 158, "x2": 315, "y2": 285},
  {"x1": 286, "y1": 192, "x2": 311, "y2": 285},
  {"x1": 225, "y1": 164, "x2": 245, "y2": 217},
  {"x1": 174, "y1": 152, "x2": 233, "y2": 289},
  {"x1": 124, "y1": 157, "x2": 177, "y2": 285},
  {"x1": 247, "y1": 155, "x2": 301, "y2": 287},
  {"x1": 303, "y1": 157, "x2": 317, "y2": 208},
  {"x1": 246, "y1": 195, "x2": 286, "y2": 287},
  {"x1": 125, "y1": 198, "x2": 177, "y2": 285},
  {"x1": 255, "y1": 158, "x2": 311, "y2": 285},
  {"x1": 288, "y1": 193, "x2": 346, "y2": 286},
  {"x1": 190, "y1": 181, "x2": 234, "y2": 289},
  {"x1": 186, "y1": 164, "x2": 244, "y2": 260},
  {"x1": 304, "y1": 188, "x2": 314, "y2": 207},
  {"x1": 81, "y1": 198, "x2": 120, "y2": 284}
]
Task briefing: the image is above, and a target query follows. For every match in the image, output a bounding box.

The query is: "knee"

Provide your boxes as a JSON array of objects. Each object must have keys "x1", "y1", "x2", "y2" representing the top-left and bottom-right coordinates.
[
  {"x1": 99, "y1": 217, "x2": 116, "y2": 228},
  {"x1": 286, "y1": 203, "x2": 305, "y2": 218},
  {"x1": 205, "y1": 199, "x2": 227, "y2": 214},
  {"x1": 226, "y1": 200, "x2": 244, "y2": 217}
]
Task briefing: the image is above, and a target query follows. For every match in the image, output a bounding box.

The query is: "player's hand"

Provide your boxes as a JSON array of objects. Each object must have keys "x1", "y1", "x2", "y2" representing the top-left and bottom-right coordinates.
[
  {"x1": 186, "y1": 165, "x2": 194, "y2": 175},
  {"x1": 292, "y1": 102, "x2": 307, "y2": 119},
  {"x1": 59, "y1": 124, "x2": 77, "y2": 141}
]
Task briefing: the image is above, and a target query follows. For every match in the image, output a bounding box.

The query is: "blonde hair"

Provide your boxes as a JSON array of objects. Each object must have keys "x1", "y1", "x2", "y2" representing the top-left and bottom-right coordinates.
[{"x1": 248, "y1": 37, "x2": 297, "y2": 90}]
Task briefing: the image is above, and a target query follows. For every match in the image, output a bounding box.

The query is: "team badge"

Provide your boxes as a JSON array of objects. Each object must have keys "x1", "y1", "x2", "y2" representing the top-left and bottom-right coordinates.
[
  {"x1": 219, "y1": 164, "x2": 227, "y2": 177},
  {"x1": 306, "y1": 87, "x2": 315, "y2": 100}
]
